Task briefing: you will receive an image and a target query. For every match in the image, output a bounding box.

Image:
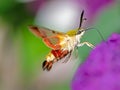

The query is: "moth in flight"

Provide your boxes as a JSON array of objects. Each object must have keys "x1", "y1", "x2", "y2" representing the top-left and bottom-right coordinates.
[{"x1": 29, "y1": 10, "x2": 95, "y2": 71}]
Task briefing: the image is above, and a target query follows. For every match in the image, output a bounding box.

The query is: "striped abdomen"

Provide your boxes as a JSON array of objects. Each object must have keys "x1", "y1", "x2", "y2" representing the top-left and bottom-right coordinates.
[{"x1": 42, "y1": 49, "x2": 69, "y2": 71}]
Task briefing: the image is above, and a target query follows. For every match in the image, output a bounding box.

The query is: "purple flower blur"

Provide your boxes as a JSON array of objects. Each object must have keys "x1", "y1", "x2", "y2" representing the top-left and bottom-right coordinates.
[
  {"x1": 76, "y1": 0, "x2": 114, "y2": 22},
  {"x1": 83, "y1": 0, "x2": 113, "y2": 18},
  {"x1": 26, "y1": 0, "x2": 45, "y2": 14},
  {"x1": 71, "y1": 33, "x2": 120, "y2": 90},
  {"x1": 26, "y1": 0, "x2": 114, "y2": 19}
]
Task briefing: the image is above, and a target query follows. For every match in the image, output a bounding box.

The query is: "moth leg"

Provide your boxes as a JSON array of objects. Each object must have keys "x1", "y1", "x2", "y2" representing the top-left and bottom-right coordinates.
[
  {"x1": 74, "y1": 48, "x2": 78, "y2": 58},
  {"x1": 43, "y1": 38, "x2": 61, "y2": 50},
  {"x1": 77, "y1": 42, "x2": 95, "y2": 48},
  {"x1": 62, "y1": 50, "x2": 72, "y2": 63}
]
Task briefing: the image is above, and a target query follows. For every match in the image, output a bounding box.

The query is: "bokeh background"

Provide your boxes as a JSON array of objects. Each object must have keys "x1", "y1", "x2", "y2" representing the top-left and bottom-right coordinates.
[{"x1": 0, "y1": 0, "x2": 120, "y2": 90}]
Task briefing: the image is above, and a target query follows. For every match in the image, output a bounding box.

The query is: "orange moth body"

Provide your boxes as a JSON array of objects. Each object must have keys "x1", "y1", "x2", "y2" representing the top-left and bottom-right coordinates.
[{"x1": 29, "y1": 10, "x2": 95, "y2": 71}]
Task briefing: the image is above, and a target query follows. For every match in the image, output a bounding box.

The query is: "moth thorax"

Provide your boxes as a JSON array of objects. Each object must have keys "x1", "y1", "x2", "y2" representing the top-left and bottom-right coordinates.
[{"x1": 76, "y1": 31, "x2": 85, "y2": 42}]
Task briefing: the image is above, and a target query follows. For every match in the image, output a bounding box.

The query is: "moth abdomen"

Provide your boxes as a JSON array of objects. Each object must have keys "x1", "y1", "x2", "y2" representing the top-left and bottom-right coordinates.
[{"x1": 42, "y1": 60, "x2": 53, "y2": 71}]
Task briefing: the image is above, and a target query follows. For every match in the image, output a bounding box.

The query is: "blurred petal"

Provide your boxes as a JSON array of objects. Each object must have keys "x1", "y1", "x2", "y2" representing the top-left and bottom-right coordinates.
[
  {"x1": 35, "y1": 1, "x2": 83, "y2": 31},
  {"x1": 26, "y1": 0, "x2": 45, "y2": 14},
  {"x1": 71, "y1": 33, "x2": 120, "y2": 90}
]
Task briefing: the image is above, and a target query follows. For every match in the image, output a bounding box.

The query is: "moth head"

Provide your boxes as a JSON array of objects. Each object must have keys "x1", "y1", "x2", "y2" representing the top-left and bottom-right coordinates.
[{"x1": 77, "y1": 28, "x2": 85, "y2": 35}]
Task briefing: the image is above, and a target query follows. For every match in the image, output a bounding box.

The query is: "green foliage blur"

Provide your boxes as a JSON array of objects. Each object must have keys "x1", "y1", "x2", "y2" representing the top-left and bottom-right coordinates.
[
  {"x1": 0, "y1": 1, "x2": 50, "y2": 89},
  {"x1": 0, "y1": 1, "x2": 120, "y2": 90}
]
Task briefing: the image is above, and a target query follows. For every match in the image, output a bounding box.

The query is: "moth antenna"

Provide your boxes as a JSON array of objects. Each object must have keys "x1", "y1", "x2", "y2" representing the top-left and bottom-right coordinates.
[
  {"x1": 78, "y1": 10, "x2": 86, "y2": 30},
  {"x1": 77, "y1": 11, "x2": 104, "y2": 41},
  {"x1": 84, "y1": 27, "x2": 105, "y2": 41}
]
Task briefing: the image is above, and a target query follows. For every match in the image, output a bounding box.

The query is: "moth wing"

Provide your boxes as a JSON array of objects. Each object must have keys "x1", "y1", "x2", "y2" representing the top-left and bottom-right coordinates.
[{"x1": 29, "y1": 26, "x2": 66, "y2": 49}]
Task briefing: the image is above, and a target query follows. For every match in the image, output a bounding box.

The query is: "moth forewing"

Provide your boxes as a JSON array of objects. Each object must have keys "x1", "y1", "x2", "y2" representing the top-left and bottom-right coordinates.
[
  {"x1": 29, "y1": 26, "x2": 45, "y2": 38},
  {"x1": 29, "y1": 26, "x2": 66, "y2": 50}
]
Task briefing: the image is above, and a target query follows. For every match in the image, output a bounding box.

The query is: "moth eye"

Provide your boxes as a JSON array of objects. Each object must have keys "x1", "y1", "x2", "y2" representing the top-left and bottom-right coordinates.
[{"x1": 77, "y1": 30, "x2": 82, "y2": 34}]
